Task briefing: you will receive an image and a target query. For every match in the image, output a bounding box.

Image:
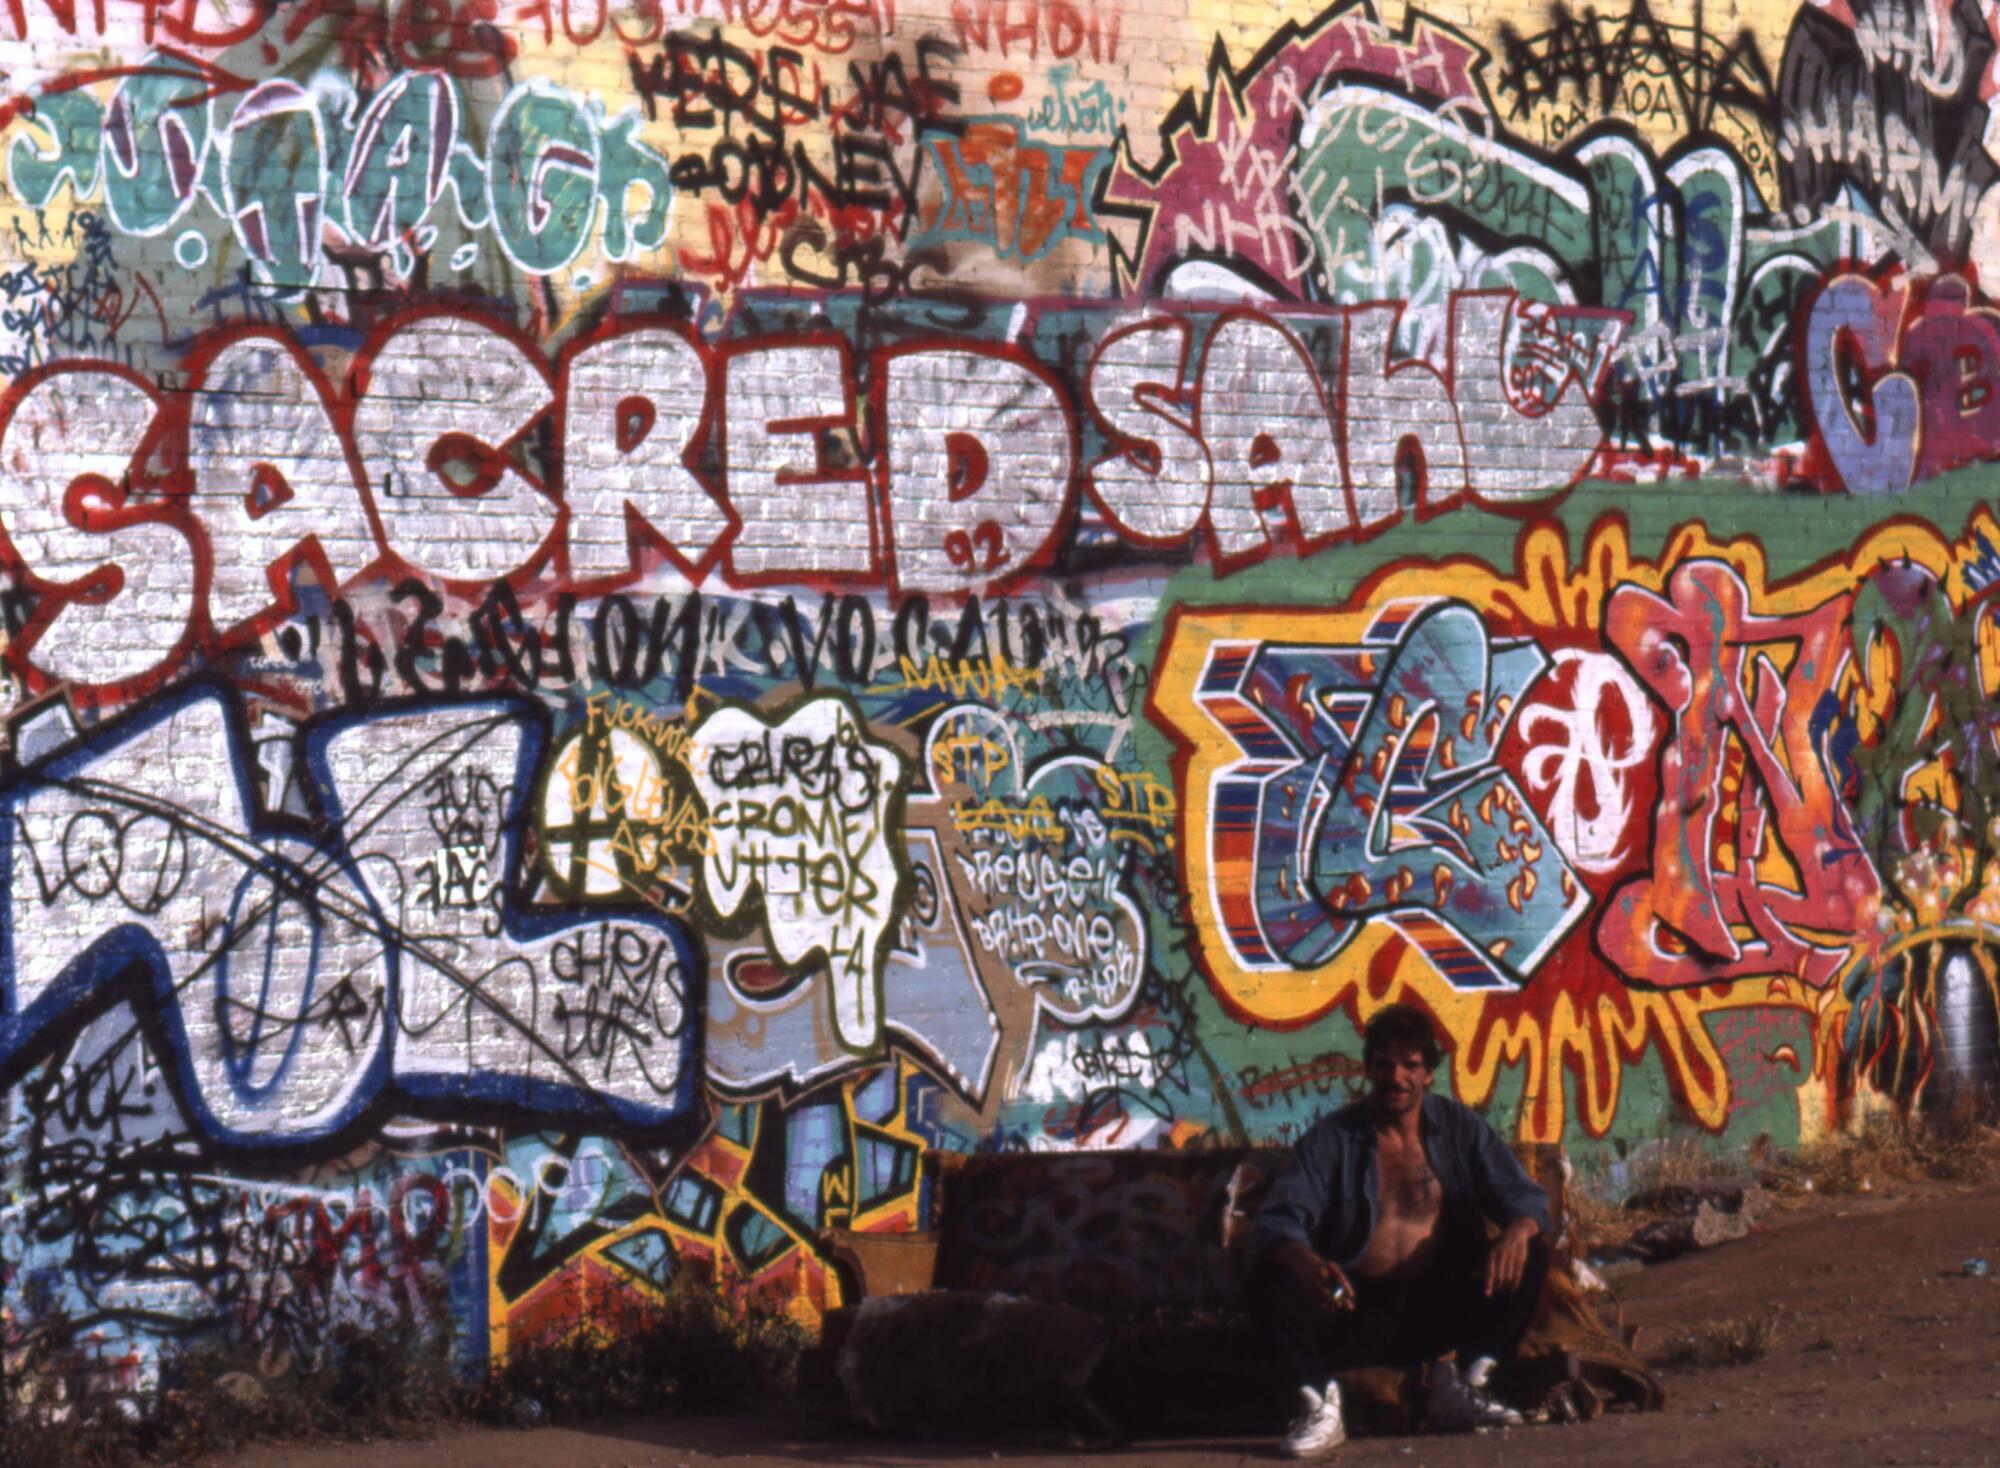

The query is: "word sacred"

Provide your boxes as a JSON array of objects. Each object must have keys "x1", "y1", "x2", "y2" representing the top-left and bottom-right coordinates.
[{"x1": 0, "y1": 292, "x2": 1621, "y2": 694}]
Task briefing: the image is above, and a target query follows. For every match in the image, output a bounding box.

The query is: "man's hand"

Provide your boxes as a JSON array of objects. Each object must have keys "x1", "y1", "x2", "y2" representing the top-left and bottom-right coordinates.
[
  {"x1": 1484, "y1": 1216, "x2": 1541, "y2": 1297},
  {"x1": 1273, "y1": 1239, "x2": 1356, "y2": 1312}
]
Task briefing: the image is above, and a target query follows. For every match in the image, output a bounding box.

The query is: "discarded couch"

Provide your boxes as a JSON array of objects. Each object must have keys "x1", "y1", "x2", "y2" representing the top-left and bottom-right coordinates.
[{"x1": 804, "y1": 1143, "x2": 1665, "y2": 1441}]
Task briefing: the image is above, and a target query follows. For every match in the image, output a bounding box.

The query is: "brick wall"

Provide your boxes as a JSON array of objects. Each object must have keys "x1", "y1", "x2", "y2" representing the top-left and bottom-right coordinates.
[{"x1": 0, "y1": 0, "x2": 1995, "y2": 1386}]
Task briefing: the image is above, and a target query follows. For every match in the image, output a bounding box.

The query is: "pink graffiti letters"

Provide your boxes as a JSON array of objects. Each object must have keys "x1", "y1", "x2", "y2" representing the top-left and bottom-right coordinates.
[{"x1": 1596, "y1": 561, "x2": 1878, "y2": 989}]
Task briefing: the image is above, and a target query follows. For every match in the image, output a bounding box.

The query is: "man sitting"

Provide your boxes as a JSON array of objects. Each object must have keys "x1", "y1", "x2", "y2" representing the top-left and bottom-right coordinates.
[{"x1": 1248, "y1": 1005, "x2": 1551, "y2": 1458}]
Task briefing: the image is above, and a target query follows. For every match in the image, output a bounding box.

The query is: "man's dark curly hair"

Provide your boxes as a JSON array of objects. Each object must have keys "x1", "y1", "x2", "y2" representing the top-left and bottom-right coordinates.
[{"x1": 1361, "y1": 1004, "x2": 1444, "y2": 1069}]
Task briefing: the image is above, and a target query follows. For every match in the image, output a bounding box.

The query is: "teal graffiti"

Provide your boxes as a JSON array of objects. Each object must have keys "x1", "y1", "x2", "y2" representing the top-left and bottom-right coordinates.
[
  {"x1": 6, "y1": 56, "x2": 672, "y2": 292},
  {"x1": 222, "y1": 81, "x2": 326, "y2": 288},
  {"x1": 341, "y1": 71, "x2": 457, "y2": 262},
  {"x1": 103, "y1": 64, "x2": 210, "y2": 237},
  {"x1": 595, "y1": 111, "x2": 673, "y2": 263},
  {"x1": 8, "y1": 91, "x2": 102, "y2": 213},
  {"x1": 488, "y1": 83, "x2": 598, "y2": 275}
]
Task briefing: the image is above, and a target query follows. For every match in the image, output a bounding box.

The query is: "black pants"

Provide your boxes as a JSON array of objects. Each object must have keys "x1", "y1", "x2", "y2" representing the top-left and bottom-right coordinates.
[{"x1": 1246, "y1": 1238, "x2": 1550, "y2": 1388}]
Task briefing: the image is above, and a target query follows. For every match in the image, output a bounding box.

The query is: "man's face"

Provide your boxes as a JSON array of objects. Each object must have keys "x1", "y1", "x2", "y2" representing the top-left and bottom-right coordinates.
[{"x1": 1365, "y1": 1042, "x2": 1435, "y2": 1115}]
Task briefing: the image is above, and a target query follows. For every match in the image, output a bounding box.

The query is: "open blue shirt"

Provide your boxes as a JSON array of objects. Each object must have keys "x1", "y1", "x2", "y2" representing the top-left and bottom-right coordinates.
[{"x1": 1252, "y1": 1092, "x2": 1551, "y2": 1268}]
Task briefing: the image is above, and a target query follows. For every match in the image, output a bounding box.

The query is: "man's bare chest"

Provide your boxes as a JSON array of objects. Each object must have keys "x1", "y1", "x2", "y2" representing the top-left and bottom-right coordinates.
[{"x1": 1375, "y1": 1140, "x2": 1443, "y2": 1222}]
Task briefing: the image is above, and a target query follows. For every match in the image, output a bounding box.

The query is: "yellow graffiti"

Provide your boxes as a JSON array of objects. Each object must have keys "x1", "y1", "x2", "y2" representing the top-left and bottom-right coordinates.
[
  {"x1": 557, "y1": 735, "x2": 676, "y2": 820},
  {"x1": 1092, "y1": 765, "x2": 1178, "y2": 853},
  {"x1": 585, "y1": 691, "x2": 693, "y2": 764},
  {"x1": 607, "y1": 799, "x2": 714, "y2": 874},
  {"x1": 894, "y1": 652, "x2": 1045, "y2": 701},
  {"x1": 931, "y1": 729, "x2": 1014, "y2": 787},
  {"x1": 951, "y1": 793, "x2": 1068, "y2": 842}
]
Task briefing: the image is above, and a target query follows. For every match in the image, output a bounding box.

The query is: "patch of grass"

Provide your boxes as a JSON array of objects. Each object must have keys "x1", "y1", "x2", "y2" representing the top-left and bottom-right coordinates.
[
  {"x1": 2, "y1": 1379, "x2": 148, "y2": 1468},
  {"x1": 5, "y1": 1320, "x2": 463, "y2": 1468},
  {"x1": 3, "y1": 1271, "x2": 804, "y2": 1468},
  {"x1": 470, "y1": 1272, "x2": 805, "y2": 1426},
  {"x1": 1657, "y1": 1312, "x2": 1784, "y2": 1370}
]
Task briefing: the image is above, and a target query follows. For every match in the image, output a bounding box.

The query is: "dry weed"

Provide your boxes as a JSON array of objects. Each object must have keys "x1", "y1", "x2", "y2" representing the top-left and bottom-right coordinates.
[
  {"x1": 1566, "y1": 1185, "x2": 1625, "y2": 1256},
  {"x1": 1764, "y1": 1109, "x2": 2000, "y2": 1196},
  {"x1": 1657, "y1": 1311, "x2": 1784, "y2": 1370},
  {"x1": 1570, "y1": 1134, "x2": 1751, "y2": 1252}
]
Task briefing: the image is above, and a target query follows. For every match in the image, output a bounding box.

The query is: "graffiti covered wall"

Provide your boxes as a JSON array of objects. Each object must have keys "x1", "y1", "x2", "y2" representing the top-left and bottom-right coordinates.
[{"x1": 4, "y1": 0, "x2": 2000, "y2": 1385}]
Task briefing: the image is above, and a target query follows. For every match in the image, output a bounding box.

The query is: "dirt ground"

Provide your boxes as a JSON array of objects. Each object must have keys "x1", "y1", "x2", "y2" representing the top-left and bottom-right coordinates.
[{"x1": 197, "y1": 1180, "x2": 2000, "y2": 1468}]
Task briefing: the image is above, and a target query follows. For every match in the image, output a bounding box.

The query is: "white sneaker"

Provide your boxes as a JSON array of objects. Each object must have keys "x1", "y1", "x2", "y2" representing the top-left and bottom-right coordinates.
[
  {"x1": 1427, "y1": 1359, "x2": 1524, "y2": 1432},
  {"x1": 1281, "y1": 1380, "x2": 1347, "y2": 1458}
]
